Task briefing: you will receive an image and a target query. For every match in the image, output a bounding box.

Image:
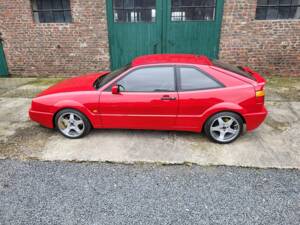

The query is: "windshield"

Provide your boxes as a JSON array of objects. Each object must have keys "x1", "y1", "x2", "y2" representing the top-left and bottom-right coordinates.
[
  {"x1": 213, "y1": 60, "x2": 256, "y2": 81},
  {"x1": 94, "y1": 64, "x2": 130, "y2": 89}
]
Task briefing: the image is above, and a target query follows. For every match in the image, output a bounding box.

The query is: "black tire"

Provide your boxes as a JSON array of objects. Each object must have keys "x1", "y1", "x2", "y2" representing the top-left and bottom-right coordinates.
[
  {"x1": 55, "y1": 109, "x2": 92, "y2": 139},
  {"x1": 204, "y1": 112, "x2": 243, "y2": 144}
]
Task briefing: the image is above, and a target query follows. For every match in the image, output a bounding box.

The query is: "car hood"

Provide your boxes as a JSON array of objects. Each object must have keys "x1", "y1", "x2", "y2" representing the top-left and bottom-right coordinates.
[{"x1": 37, "y1": 71, "x2": 109, "y2": 97}]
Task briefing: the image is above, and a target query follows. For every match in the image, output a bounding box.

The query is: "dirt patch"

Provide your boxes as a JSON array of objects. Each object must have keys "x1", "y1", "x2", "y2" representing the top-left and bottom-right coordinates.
[
  {"x1": 264, "y1": 117, "x2": 290, "y2": 132},
  {"x1": 0, "y1": 124, "x2": 55, "y2": 160},
  {"x1": 266, "y1": 76, "x2": 300, "y2": 101},
  {"x1": 267, "y1": 76, "x2": 300, "y2": 87}
]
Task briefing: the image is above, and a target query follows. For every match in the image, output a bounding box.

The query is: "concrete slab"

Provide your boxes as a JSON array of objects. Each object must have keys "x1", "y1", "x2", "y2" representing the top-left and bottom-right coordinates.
[
  {"x1": 0, "y1": 78, "x2": 36, "y2": 96},
  {"x1": 0, "y1": 78, "x2": 63, "y2": 98},
  {"x1": 1, "y1": 84, "x2": 51, "y2": 98},
  {"x1": 39, "y1": 101, "x2": 300, "y2": 168},
  {"x1": 0, "y1": 98, "x2": 32, "y2": 141},
  {"x1": 0, "y1": 77, "x2": 299, "y2": 169},
  {"x1": 0, "y1": 78, "x2": 37, "y2": 89},
  {"x1": 0, "y1": 97, "x2": 299, "y2": 168}
]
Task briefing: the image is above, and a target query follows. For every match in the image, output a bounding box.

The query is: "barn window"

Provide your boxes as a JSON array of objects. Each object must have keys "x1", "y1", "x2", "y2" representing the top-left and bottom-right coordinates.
[
  {"x1": 171, "y1": 0, "x2": 216, "y2": 21},
  {"x1": 113, "y1": 0, "x2": 156, "y2": 23},
  {"x1": 31, "y1": 0, "x2": 72, "y2": 23},
  {"x1": 256, "y1": 0, "x2": 300, "y2": 20}
]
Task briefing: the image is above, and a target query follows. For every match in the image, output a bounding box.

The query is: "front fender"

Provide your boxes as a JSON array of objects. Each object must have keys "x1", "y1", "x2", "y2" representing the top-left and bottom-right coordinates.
[{"x1": 54, "y1": 100, "x2": 97, "y2": 127}]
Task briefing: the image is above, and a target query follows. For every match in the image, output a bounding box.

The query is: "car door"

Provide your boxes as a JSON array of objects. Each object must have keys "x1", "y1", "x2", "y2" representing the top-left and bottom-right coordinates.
[
  {"x1": 99, "y1": 66, "x2": 178, "y2": 130},
  {"x1": 176, "y1": 66, "x2": 224, "y2": 130}
]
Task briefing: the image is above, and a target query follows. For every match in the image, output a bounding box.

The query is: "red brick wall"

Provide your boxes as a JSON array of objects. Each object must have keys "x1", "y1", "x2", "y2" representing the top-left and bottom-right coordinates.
[
  {"x1": 219, "y1": 0, "x2": 300, "y2": 76},
  {"x1": 1, "y1": 0, "x2": 299, "y2": 77},
  {"x1": 0, "y1": 0, "x2": 110, "y2": 76}
]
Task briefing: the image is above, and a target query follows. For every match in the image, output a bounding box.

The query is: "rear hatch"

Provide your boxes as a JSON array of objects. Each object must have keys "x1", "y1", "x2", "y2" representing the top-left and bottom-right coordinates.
[{"x1": 212, "y1": 60, "x2": 266, "y2": 104}]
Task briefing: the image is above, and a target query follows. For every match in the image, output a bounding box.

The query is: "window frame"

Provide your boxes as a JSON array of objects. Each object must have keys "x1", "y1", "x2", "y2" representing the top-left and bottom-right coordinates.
[
  {"x1": 175, "y1": 65, "x2": 225, "y2": 92},
  {"x1": 113, "y1": 0, "x2": 157, "y2": 23},
  {"x1": 255, "y1": 0, "x2": 300, "y2": 20},
  {"x1": 171, "y1": 0, "x2": 216, "y2": 22},
  {"x1": 109, "y1": 65, "x2": 177, "y2": 93},
  {"x1": 31, "y1": 0, "x2": 72, "y2": 23}
]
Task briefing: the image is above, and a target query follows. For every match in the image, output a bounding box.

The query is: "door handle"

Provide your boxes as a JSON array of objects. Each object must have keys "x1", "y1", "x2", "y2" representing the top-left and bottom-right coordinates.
[{"x1": 161, "y1": 96, "x2": 176, "y2": 101}]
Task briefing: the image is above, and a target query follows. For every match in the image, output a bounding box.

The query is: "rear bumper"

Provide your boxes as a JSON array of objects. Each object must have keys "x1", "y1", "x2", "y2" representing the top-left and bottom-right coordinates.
[
  {"x1": 29, "y1": 109, "x2": 54, "y2": 128},
  {"x1": 244, "y1": 106, "x2": 268, "y2": 131}
]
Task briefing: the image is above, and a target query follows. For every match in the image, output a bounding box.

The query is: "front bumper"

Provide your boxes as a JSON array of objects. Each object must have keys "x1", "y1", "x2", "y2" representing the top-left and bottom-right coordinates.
[
  {"x1": 244, "y1": 106, "x2": 268, "y2": 131},
  {"x1": 29, "y1": 109, "x2": 54, "y2": 128}
]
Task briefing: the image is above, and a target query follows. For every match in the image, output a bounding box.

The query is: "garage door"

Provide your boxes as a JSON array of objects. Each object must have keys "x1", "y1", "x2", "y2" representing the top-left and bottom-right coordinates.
[
  {"x1": 106, "y1": 0, "x2": 224, "y2": 70},
  {"x1": 0, "y1": 41, "x2": 8, "y2": 76}
]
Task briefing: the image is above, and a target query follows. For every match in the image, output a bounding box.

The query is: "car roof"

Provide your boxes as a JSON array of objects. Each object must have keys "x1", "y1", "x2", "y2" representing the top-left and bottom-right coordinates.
[{"x1": 131, "y1": 54, "x2": 213, "y2": 67}]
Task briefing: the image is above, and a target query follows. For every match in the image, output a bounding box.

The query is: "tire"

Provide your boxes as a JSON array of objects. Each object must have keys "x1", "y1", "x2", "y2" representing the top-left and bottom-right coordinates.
[
  {"x1": 55, "y1": 109, "x2": 91, "y2": 139},
  {"x1": 204, "y1": 112, "x2": 243, "y2": 144}
]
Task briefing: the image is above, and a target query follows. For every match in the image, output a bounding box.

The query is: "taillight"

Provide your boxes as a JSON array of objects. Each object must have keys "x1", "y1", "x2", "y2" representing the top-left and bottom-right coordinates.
[
  {"x1": 256, "y1": 90, "x2": 265, "y2": 97},
  {"x1": 242, "y1": 67, "x2": 266, "y2": 105},
  {"x1": 256, "y1": 89, "x2": 265, "y2": 104}
]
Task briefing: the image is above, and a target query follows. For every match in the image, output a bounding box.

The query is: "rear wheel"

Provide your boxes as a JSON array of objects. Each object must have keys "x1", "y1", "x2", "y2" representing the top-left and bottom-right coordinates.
[
  {"x1": 204, "y1": 112, "x2": 243, "y2": 144},
  {"x1": 55, "y1": 109, "x2": 91, "y2": 139}
]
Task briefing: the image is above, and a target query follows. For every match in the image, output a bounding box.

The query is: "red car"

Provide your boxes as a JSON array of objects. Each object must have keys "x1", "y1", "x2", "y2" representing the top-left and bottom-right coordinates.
[{"x1": 29, "y1": 54, "x2": 267, "y2": 144}]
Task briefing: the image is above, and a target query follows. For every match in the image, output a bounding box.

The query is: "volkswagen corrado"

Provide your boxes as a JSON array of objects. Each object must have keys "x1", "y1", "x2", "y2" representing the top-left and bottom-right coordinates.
[{"x1": 29, "y1": 54, "x2": 267, "y2": 143}]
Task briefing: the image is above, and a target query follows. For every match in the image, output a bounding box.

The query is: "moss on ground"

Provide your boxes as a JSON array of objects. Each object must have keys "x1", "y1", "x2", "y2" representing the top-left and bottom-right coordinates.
[
  {"x1": 26, "y1": 78, "x2": 65, "y2": 86},
  {"x1": 266, "y1": 76, "x2": 300, "y2": 88},
  {"x1": 265, "y1": 76, "x2": 300, "y2": 101}
]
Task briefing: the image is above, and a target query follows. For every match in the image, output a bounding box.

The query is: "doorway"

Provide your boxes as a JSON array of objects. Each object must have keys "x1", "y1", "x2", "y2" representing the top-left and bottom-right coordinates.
[{"x1": 106, "y1": 0, "x2": 224, "y2": 70}]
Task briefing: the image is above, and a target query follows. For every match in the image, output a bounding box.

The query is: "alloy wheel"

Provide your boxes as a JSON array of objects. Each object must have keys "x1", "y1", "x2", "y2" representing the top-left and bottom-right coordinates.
[
  {"x1": 57, "y1": 112, "x2": 85, "y2": 138},
  {"x1": 209, "y1": 116, "x2": 240, "y2": 143}
]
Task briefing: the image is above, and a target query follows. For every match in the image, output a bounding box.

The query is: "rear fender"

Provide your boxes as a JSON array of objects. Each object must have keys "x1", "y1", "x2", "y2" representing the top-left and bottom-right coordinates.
[{"x1": 198, "y1": 102, "x2": 246, "y2": 131}]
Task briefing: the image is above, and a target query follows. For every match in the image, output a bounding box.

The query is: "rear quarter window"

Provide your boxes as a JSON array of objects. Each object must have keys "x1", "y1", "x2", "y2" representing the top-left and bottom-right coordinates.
[{"x1": 178, "y1": 67, "x2": 223, "y2": 91}]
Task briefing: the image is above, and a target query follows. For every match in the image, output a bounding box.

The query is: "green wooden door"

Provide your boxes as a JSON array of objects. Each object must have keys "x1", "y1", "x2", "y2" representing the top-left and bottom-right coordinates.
[
  {"x1": 0, "y1": 41, "x2": 9, "y2": 76},
  {"x1": 107, "y1": 0, "x2": 224, "y2": 70},
  {"x1": 164, "y1": 0, "x2": 224, "y2": 58},
  {"x1": 107, "y1": 0, "x2": 163, "y2": 70}
]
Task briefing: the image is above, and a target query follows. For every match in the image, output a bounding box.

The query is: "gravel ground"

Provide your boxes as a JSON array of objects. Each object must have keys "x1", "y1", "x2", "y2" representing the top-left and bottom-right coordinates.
[{"x1": 0, "y1": 160, "x2": 299, "y2": 225}]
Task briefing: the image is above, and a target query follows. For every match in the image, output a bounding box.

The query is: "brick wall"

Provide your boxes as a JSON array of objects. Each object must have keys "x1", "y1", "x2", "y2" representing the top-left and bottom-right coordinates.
[
  {"x1": 0, "y1": 0, "x2": 110, "y2": 76},
  {"x1": 1, "y1": 0, "x2": 299, "y2": 77},
  {"x1": 220, "y1": 0, "x2": 300, "y2": 76}
]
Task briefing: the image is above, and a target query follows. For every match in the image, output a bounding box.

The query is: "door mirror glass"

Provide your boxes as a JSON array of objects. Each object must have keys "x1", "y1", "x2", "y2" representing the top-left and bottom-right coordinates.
[{"x1": 112, "y1": 85, "x2": 120, "y2": 94}]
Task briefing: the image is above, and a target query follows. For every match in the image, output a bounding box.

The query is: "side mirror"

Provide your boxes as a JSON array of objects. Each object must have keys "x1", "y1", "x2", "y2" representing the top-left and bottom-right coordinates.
[{"x1": 112, "y1": 85, "x2": 119, "y2": 94}]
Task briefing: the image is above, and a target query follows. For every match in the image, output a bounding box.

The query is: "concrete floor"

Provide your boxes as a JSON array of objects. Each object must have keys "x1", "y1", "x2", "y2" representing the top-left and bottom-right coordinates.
[{"x1": 0, "y1": 77, "x2": 299, "y2": 169}]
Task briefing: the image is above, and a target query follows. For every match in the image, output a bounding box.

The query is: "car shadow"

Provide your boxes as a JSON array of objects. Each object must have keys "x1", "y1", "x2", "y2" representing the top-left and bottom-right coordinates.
[{"x1": 89, "y1": 128, "x2": 207, "y2": 140}]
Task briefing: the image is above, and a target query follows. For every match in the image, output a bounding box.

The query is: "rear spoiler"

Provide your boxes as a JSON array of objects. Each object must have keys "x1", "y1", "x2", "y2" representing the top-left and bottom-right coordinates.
[{"x1": 242, "y1": 67, "x2": 266, "y2": 85}]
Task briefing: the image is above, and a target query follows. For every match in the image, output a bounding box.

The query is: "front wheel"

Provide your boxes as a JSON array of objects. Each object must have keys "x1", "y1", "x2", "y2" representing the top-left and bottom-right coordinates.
[
  {"x1": 55, "y1": 109, "x2": 91, "y2": 139},
  {"x1": 204, "y1": 112, "x2": 243, "y2": 144}
]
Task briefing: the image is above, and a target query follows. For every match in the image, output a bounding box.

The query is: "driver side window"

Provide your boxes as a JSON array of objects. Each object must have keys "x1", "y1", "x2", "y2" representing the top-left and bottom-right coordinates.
[{"x1": 117, "y1": 67, "x2": 175, "y2": 92}]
